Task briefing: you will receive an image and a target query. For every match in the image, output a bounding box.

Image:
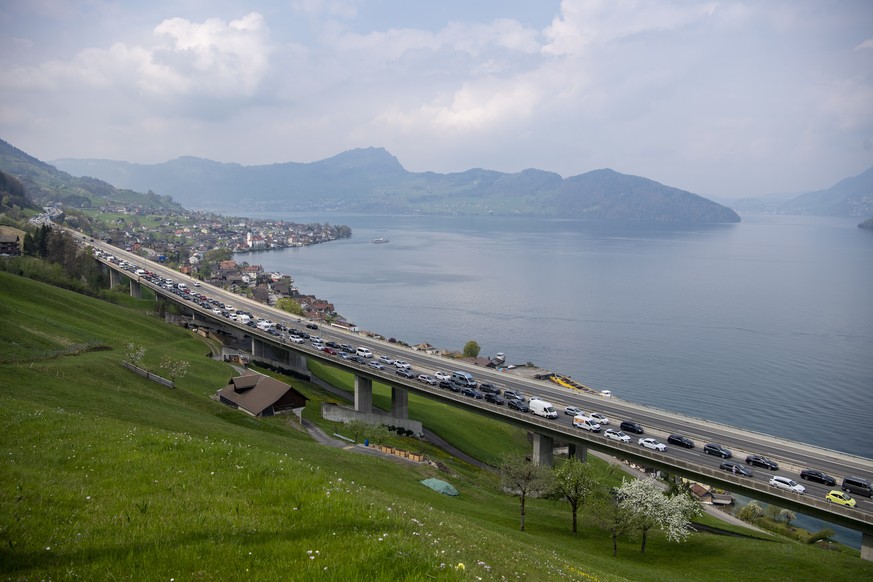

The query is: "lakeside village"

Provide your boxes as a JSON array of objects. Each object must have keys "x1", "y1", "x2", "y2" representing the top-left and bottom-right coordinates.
[{"x1": 32, "y1": 204, "x2": 363, "y2": 330}]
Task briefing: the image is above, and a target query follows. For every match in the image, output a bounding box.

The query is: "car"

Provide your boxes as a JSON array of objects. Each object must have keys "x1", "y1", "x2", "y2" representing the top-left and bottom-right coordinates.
[
  {"x1": 460, "y1": 387, "x2": 483, "y2": 399},
  {"x1": 434, "y1": 371, "x2": 451, "y2": 381},
  {"x1": 619, "y1": 420, "x2": 644, "y2": 434},
  {"x1": 529, "y1": 396, "x2": 544, "y2": 402},
  {"x1": 288, "y1": 335, "x2": 304, "y2": 344},
  {"x1": 507, "y1": 398, "x2": 529, "y2": 412},
  {"x1": 356, "y1": 347, "x2": 373, "y2": 358},
  {"x1": 309, "y1": 336, "x2": 323, "y2": 344},
  {"x1": 825, "y1": 490, "x2": 856, "y2": 507},
  {"x1": 322, "y1": 347, "x2": 337, "y2": 355},
  {"x1": 638, "y1": 438, "x2": 667, "y2": 452},
  {"x1": 438, "y1": 380, "x2": 454, "y2": 390},
  {"x1": 368, "y1": 361, "x2": 385, "y2": 370},
  {"x1": 800, "y1": 469, "x2": 837, "y2": 486},
  {"x1": 769, "y1": 476, "x2": 806, "y2": 494},
  {"x1": 306, "y1": 323, "x2": 319, "y2": 330},
  {"x1": 484, "y1": 393, "x2": 505, "y2": 405},
  {"x1": 379, "y1": 355, "x2": 395, "y2": 365},
  {"x1": 604, "y1": 429, "x2": 631, "y2": 443},
  {"x1": 704, "y1": 443, "x2": 732, "y2": 458},
  {"x1": 325, "y1": 341, "x2": 340, "y2": 349},
  {"x1": 417, "y1": 374, "x2": 436, "y2": 385},
  {"x1": 396, "y1": 369, "x2": 415, "y2": 379},
  {"x1": 395, "y1": 360, "x2": 410, "y2": 369},
  {"x1": 348, "y1": 356, "x2": 366, "y2": 364},
  {"x1": 720, "y1": 460, "x2": 753, "y2": 477},
  {"x1": 564, "y1": 406, "x2": 584, "y2": 416},
  {"x1": 478, "y1": 383, "x2": 500, "y2": 395},
  {"x1": 589, "y1": 412, "x2": 610, "y2": 425},
  {"x1": 746, "y1": 454, "x2": 779, "y2": 470},
  {"x1": 503, "y1": 390, "x2": 525, "y2": 401},
  {"x1": 667, "y1": 434, "x2": 695, "y2": 449}
]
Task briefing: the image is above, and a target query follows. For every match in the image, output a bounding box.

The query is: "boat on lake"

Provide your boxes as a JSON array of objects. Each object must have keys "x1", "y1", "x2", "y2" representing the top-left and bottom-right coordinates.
[{"x1": 372, "y1": 236, "x2": 389, "y2": 244}]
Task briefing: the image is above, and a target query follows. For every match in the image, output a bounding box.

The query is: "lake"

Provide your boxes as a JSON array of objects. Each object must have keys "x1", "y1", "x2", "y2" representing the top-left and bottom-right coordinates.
[{"x1": 238, "y1": 213, "x2": 873, "y2": 458}]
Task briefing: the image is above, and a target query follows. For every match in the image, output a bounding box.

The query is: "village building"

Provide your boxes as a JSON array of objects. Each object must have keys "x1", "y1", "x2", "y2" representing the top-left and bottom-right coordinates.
[{"x1": 217, "y1": 374, "x2": 308, "y2": 417}]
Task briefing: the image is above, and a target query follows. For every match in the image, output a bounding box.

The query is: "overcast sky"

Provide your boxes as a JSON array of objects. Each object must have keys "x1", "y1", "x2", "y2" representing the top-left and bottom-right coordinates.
[{"x1": 2, "y1": 1, "x2": 872, "y2": 199}]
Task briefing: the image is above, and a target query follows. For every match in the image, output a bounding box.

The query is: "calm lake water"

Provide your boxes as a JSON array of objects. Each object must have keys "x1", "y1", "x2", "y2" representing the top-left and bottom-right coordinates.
[{"x1": 239, "y1": 213, "x2": 873, "y2": 458}]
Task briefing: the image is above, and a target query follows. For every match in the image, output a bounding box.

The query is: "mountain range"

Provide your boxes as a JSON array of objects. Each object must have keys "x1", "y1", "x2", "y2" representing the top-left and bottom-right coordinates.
[{"x1": 51, "y1": 147, "x2": 741, "y2": 223}]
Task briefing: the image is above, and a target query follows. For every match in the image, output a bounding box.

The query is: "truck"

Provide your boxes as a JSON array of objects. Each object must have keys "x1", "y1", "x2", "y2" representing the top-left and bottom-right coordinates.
[{"x1": 529, "y1": 399, "x2": 558, "y2": 419}]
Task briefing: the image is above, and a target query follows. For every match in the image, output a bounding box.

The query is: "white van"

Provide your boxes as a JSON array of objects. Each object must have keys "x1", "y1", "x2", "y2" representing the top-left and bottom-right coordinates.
[
  {"x1": 529, "y1": 400, "x2": 558, "y2": 419},
  {"x1": 451, "y1": 371, "x2": 477, "y2": 388},
  {"x1": 572, "y1": 415, "x2": 602, "y2": 432},
  {"x1": 356, "y1": 347, "x2": 373, "y2": 358}
]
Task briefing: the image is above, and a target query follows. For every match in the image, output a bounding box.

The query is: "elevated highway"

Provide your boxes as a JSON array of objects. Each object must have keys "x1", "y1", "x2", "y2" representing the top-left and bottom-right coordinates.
[{"x1": 84, "y1": 236, "x2": 873, "y2": 557}]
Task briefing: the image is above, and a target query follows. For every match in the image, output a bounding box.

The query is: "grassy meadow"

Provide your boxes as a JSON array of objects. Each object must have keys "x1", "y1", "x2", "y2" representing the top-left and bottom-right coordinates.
[{"x1": 1, "y1": 270, "x2": 871, "y2": 581}]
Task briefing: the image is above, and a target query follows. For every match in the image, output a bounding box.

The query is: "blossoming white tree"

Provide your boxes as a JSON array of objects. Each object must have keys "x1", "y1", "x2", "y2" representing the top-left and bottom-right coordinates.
[{"x1": 617, "y1": 476, "x2": 700, "y2": 553}]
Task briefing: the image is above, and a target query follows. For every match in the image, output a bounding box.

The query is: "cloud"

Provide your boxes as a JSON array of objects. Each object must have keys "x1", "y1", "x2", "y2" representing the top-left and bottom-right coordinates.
[
  {"x1": 2, "y1": 12, "x2": 272, "y2": 101},
  {"x1": 856, "y1": 38, "x2": 873, "y2": 49}
]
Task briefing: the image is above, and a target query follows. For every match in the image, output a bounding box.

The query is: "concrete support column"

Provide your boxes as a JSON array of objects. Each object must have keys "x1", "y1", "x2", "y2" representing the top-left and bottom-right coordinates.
[
  {"x1": 391, "y1": 386, "x2": 409, "y2": 419},
  {"x1": 288, "y1": 351, "x2": 306, "y2": 371},
  {"x1": 109, "y1": 269, "x2": 122, "y2": 288},
  {"x1": 252, "y1": 337, "x2": 264, "y2": 358},
  {"x1": 862, "y1": 532, "x2": 873, "y2": 562},
  {"x1": 355, "y1": 376, "x2": 373, "y2": 413},
  {"x1": 532, "y1": 433, "x2": 554, "y2": 467},
  {"x1": 130, "y1": 280, "x2": 141, "y2": 299},
  {"x1": 568, "y1": 443, "x2": 588, "y2": 462}
]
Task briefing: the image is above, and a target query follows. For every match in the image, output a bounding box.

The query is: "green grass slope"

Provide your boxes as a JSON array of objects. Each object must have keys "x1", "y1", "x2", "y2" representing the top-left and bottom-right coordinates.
[{"x1": 1, "y1": 271, "x2": 871, "y2": 581}]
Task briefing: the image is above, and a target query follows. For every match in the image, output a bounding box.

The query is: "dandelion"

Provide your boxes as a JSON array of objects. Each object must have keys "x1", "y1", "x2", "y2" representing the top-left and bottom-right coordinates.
[{"x1": 456, "y1": 563, "x2": 465, "y2": 571}]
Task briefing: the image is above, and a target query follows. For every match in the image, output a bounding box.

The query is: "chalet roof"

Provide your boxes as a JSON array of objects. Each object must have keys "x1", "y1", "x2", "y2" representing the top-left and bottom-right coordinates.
[
  {"x1": 0, "y1": 234, "x2": 20, "y2": 243},
  {"x1": 218, "y1": 374, "x2": 307, "y2": 416}
]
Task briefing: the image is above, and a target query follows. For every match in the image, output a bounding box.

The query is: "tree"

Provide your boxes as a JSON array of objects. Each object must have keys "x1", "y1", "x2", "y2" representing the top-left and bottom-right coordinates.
[
  {"x1": 125, "y1": 342, "x2": 146, "y2": 368},
  {"x1": 553, "y1": 457, "x2": 597, "y2": 533},
  {"x1": 616, "y1": 476, "x2": 700, "y2": 553},
  {"x1": 738, "y1": 500, "x2": 764, "y2": 522},
  {"x1": 462, "y1": 340, "x2": 481, "y2": 358},
  {"x1": 345, "y1": 420, "x2": 369, "y2": 443},
  {"x1": 499, "y1": 455, "x2": 553, "y2": 531},
  {"x1": 277, "y1": 297, "x2": 304, "y2": 316},
  {"x1": 779, "y1": 508, "x2": 796, "y2": 528},
  {"x1": 591, "y1": 490, "x2": 635, "y2": 557},
  {"x1": 367, "y1": 424, "x2": 392, "y2": 446},
  {"x1": 158, "y1": 356, "x2": 189, "y2": 384}
]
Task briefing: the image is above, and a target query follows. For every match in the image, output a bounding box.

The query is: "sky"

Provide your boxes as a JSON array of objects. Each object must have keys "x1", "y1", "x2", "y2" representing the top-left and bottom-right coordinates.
[{"x1": 1, "y1": 0, "x2": 872, "y2": 199}]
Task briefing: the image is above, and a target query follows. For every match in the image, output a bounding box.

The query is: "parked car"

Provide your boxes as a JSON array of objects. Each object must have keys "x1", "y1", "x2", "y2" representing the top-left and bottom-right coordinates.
[
  {"x1": 368, "y1": 361, "x2": 385, "y2": 370},
  {"x1": 769, "y1": 476, "x2": 806, "y2": 494},
  {"x1": 417, "y1": 374, "x2": 436, "y2": 385},
  {"x1": 507, "y1": 398, "x2": 529, "y2": 412},
  {"x1": 704, "y1": 443, "x2": 732, "y2": 458},
  {"x1": 800, "y1": 469, "x2": 836, "y2": 486},
  {"x1": 825, "y1": 490, "x2": 856, "y2": 507},
  {"x1": 396, "y1": 369, "x2": 415, "y2": 379},
  {"x1": 638, "y1": 438, "x2": 667, "y2": 452},
  {"x1": 484, "y1": 393, "x2": 505, "y2": 405},
  {"x1": 564, "y1": 406, "x2": 584, "y2": 416},
  {"x1": 460, "y1": 387, "x2": 483, "y2": 399},
  {"x1": 604, "y1": 429, "x2": 631, "y2": 443},
  {"x1": 619, "y1": 420, "x2": 644, "y2": 434},
  {"x1": 589, "y1": 412, "x2": 610, "y2": 425},
  {"x1": 720, "y1": 460, "x2": 753, "y2": 477},
  {"x1": 667, "y1": 434, "x2": 695, "y2": 449},
  {"x1": 434, "y1": 371, "x2": 451, "y2": 381},
  {"x1": 746, "y1": 454, "x2": 779, "y2": 470}
]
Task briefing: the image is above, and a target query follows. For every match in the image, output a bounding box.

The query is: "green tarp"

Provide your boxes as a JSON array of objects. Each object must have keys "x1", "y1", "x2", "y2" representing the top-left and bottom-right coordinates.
[{"x1": 420, "y1": 478, "x2": 459, "y2": 496}]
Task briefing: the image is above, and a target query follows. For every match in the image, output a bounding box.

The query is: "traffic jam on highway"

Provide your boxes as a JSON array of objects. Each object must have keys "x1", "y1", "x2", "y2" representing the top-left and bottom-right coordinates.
[{"x1": 92, "y1": 243, "x2": 873, "y2": 512}]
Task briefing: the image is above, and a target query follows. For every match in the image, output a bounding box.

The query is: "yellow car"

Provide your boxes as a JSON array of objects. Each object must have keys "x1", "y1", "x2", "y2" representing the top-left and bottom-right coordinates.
[{"x1": 825, "y1": 490, "x2": 856, "y2": 507}]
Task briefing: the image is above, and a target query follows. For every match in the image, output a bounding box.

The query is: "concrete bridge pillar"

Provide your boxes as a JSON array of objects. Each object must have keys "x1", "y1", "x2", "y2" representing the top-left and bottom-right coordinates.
[
  {"x1": 355, "y1": 376, "x2": 373, "y2": 413},
  {"x1": 252, "y1": 337, "x2": 265, "y2": 358},
  {"x1": 109, "y1": 269, "x2": 122, "y2": 288},
  {"x1": 862, "y1": 532, "x2": 873, "y2": 562},
  {"x1": 130, "y1": 280, "x2": 141, "y2": 299},
  {"x1": 568, "y1": 443, "x2": 588, "y2": 462},
  {"x1": 532, "y1": 433, "x2": 554, "y2": 466},
  {"x1": 391, "y1": 386, "x2": 409, "y2": 419}
]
